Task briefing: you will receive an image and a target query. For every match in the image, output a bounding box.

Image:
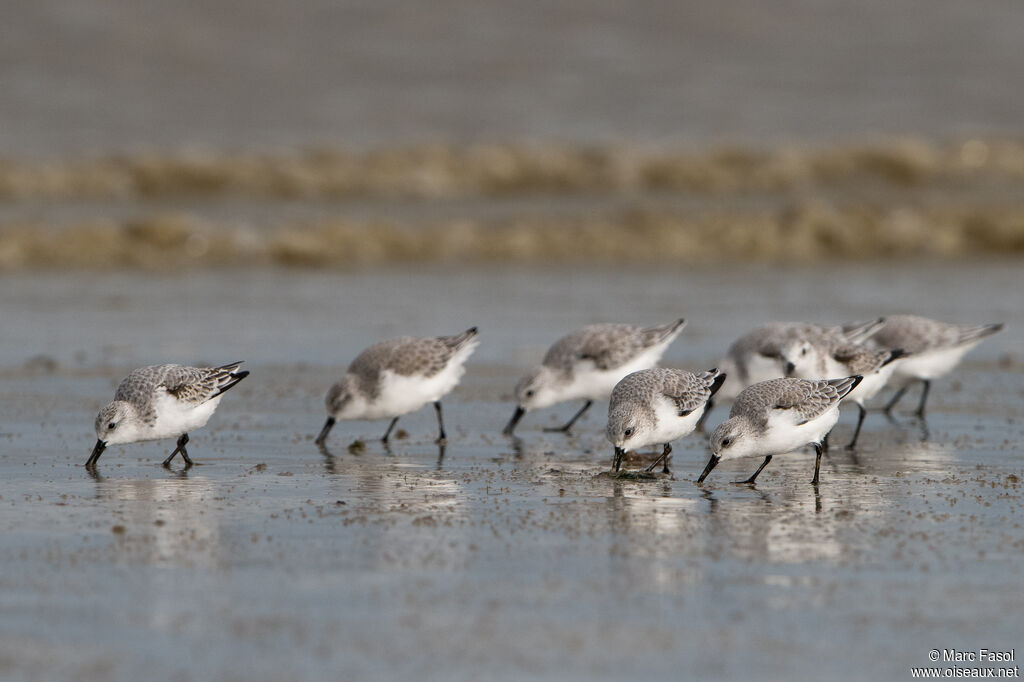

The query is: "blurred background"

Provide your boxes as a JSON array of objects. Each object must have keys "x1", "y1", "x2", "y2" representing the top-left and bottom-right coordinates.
[{"x1": 2, "y1": 0, "x2": 1023, "y2": 268}]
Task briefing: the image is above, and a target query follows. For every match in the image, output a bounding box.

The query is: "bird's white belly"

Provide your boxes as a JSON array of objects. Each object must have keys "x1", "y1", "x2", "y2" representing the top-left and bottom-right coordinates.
[
  {"x1": 148, "y1": 393, "x2": 222, "y2": 441},
  {"x1": 849, "y1": 363, "x2": 899, "y2": 404},
  {"x1": 893, "y1": 345, "x2": 973, "y2": 381},
  {"x1": 758, "y1": 406, "x2": 839, "y2": 458},
  {"x1": 360, "y1": 364, "x2": 466, "y2": 420},
  {"x1": 565, "y1": 344, "x2": 671, "y2": 403},
  {"x1": 745, "y1": 353, "x2": 786, "y2": 386},
  {"x1": 719, "y1": 353, "x2": 784, "y2": 401},
  {"x1": 715, "y1": 357, "x2": 743, "y2": 401},
  {"x1": 562, "y1": 366, "x2": 622, "y2": 403},
  {"x1": 644, "y1": 398, "x2": 704, "y2": 448}
]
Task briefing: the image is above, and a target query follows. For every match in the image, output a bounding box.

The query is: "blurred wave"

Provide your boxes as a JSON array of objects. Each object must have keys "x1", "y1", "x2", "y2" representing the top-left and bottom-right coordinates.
[
  {"x1": 4, "y1": 138, "x2": 1024, "y2": 199},
  {"x1": 1, "y1": 138, "x2": 1022, "y2": 269}
]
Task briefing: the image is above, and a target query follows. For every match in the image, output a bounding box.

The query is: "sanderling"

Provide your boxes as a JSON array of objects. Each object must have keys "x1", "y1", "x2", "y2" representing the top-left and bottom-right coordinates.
[
  {"x1": 606, "y1": 367, "x2": 725, "y2": 474},
  {"x1": 699, "y1": 375, "x2": 862, "y2": 486},
  {"x1": 855, "y1": 314, "x2": 1003, "y2": 417},
  {"x1": 87, "y1": 362, "x2": 249, "y2": 468},
  {"x1": 702, "y1": 319, "x2": 880, "y2": 430},
  {"x1": 315, "y1": 327, "x2": 479, "y2": 446},
  {"x1": 503, "y1": 319, "x2": 686, "y2": 436},
  {"x1": 780, "y1": 336, "x2": 906, "y2": 449}
]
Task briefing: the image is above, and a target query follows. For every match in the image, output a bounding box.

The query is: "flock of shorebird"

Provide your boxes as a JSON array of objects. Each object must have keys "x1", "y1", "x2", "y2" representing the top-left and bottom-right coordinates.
[{"x1": 86, "y1": 314, "x2": 1003, "y2": 485}]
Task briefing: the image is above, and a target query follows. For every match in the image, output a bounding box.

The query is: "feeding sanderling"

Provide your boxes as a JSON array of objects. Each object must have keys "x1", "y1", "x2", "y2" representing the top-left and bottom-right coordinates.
[
  {"x1": 853, "y1": 314, "x2": 1004, "y2": 417},
  {"x1": 87, "y1": 362, "x2": 249, "y2": 468},
  {"x1": 503, "y1": 319, "x2": 686, "y2": 436},
  {"x1": 315, "y1": 328, "x2": 479, "y2": 447},
  {"x1": 606, "y1": 367, "x2": 725, "y2": 474},
  {"x1": 699, "y1": 375, "x2": 862, "y2": 486},
  {"x1": 780, "y1": 336, "x2": 906, "y2": 449},
  {"x1": 704, "y1": 319, "x2": 881, "y2": 430}
]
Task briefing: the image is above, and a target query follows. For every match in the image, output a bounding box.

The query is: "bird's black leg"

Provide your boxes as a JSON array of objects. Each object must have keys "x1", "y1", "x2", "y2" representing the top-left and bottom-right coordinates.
[
  {"x1": 433, "y1": 401, "x2": 447, "y2": 445},
  {"x1": 846, "y1": 404, "x2": 867, "y2": 450},
  {"x1": 644, "y1": 443, "x2": 673, "y2": 473},
  {"x1": 315, "y1": 417, "x2": 336, "y2": 445},
  {"x1": 811, "y1": 442, "x2": 823, "y2": 485},
  {"x1": 732, "y1": 455, "x2": 772, "y2": 485},
  {"x1": 163, "y1": 433, "x2": 192, "y2": 467},
  {"x1": 544, "y1": 400, "x2": 592, "y2": 433},
  {"x1": 914, "y1": 380, "x2": 931, "y2": 419},
  {"x1": 883, "y1": 385, "x2": 909, "y2": 416},
  {"x1": 695, "y1": 398, "x2": 714, "y2": 433},
  {"x1": 381, "y1": 417, "x2": 400, "y2": 444}
]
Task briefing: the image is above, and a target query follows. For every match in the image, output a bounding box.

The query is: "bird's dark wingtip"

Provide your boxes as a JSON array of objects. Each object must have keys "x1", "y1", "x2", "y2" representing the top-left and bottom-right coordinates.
[{"x1": 708, "y1": 371, "x2": 727, "y2": 398}]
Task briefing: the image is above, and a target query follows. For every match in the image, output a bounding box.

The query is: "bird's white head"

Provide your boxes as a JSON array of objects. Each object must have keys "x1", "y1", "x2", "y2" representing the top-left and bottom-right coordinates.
[
  {"x1": 94, "y1": 400, "x2": 142, "y2": 446},
  {"x1": 709, "y1": 417, "x2": 760, "y2": 461},
  {"x1": 605, "y1": 401, "x2": 654, "y2": 452},
  {"x1": 779, "y1": 338, "x2": 822, "y2": 379},
  {"x1": 326, "y1": 376, "x2": 363, "y2": 419},
  {"x1": 514, "y1": 366, "x2": 562, "y2": 410}
]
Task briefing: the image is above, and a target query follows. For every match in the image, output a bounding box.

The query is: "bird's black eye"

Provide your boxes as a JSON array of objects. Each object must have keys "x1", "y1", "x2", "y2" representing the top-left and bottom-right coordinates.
[
  {"x1": 721, "y1": 437, "x2": 732, "y2": 448},
  {"x1": 800, "y1": 347, "x2": 808, "y2": 356},
  {"x1": 107, "y1": 422, "x2": 117, "y2": 430},
  {"x1": 624, "y1": 427, "x2": 634, "y2": 438},
  {"x1": 525, "y1": 390, "x2": 535, "y2": 398}
]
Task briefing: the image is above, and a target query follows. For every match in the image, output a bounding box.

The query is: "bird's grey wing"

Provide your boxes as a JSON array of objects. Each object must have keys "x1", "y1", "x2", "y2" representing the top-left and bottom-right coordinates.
[
  {"x1": 392, "y1": 338, "x2": 451, "y2": 377},
  {"x1": 770, "y1": 382, "x2": 835, "y2": 425},
  {"x1": 871, "y1": 315, "x2": 941, "y2": 353},
  {"x1": 639, "y1": 319, "x2": 686, "y2": 348},
  {"x1": 346, "y1": 339, "x2": 407, "y2": 399},
  {"x1": 162, "y1": 363, "x2": 246, "y2": 404},
  {"x1": 953, "y1": 323, "x2": 1003, "y2": 347},
  {"x1": 354, "y1": 336, "x2": 456, "y2": 382},
  {"x1": 113, "y1": 367, "x2": 162, "y2": 405},
  {"x1": 740, "y1": 378, "x2": 845, "y2": 426},
  {"x1": 774, "y1": 377, "x2": 860, "y2": 424},
  {"x1": 839, "y1": 318, "x2": 885, "y2": 344},
  {"x1": 830, "y1": 343, "x2": 885, "y2": 374},
  {"x1": 573, "y1": 325, "x2": 642, "y2": 370},
  {"x1": 437, "y1": 327, "x2": 478, "y2": 353},
  {"x1": 661, "y1": 372, "x2": 711, "y2": 416}
]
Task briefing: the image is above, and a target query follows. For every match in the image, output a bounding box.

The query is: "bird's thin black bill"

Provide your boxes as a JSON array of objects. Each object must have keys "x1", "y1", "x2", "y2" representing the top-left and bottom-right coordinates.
[
  {"x1": 503, "y1": 406, "x2": 525, "y2": 435},
  {"x1": 613, "y1": 446, "x2": 626, "y2": 471},
  {"x1": 696, "y1": 454, "x2": 720, "y2": 483},
  {"x1": 86, "y1": 439, "x2": 106, "y2": 467},
  {"x1": 315, "y1": 417, "x2": 336, "y2": 444}
]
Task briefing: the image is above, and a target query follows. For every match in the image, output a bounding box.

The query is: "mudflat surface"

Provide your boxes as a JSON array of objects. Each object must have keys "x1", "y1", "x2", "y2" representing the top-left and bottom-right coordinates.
[{"x1": 0, "y1": 262, "x2": 1021, "y2": 680}]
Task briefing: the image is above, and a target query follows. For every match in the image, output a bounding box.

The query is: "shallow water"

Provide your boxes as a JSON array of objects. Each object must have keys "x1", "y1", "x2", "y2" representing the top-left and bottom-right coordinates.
[{"x1": 0, "y1": 262, "x2": 1021, "y2": 680}]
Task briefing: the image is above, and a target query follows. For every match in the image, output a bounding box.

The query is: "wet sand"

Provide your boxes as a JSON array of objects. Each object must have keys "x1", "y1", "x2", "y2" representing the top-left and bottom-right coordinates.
[{"x1": 0, "y1": 262, "x2": 1021, "y2": 680}]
